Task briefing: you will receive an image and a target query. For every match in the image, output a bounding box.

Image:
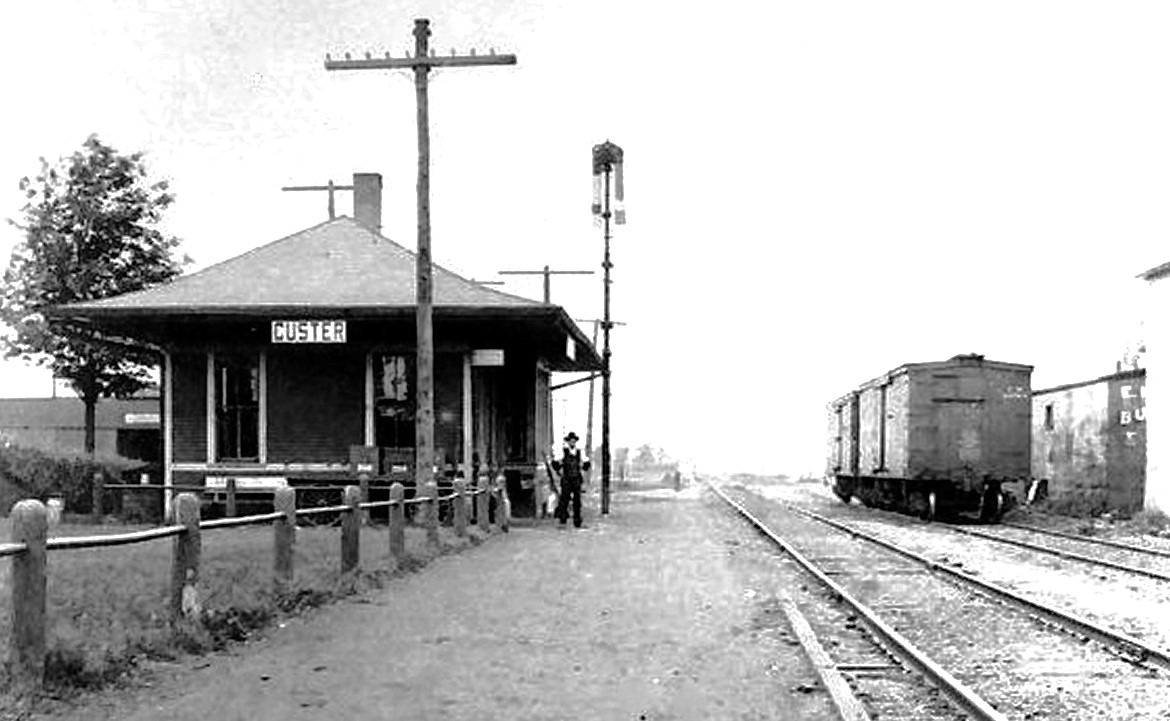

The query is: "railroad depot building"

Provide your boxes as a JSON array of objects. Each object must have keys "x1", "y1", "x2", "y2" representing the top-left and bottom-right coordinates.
[{"x1": 48, "y1": 173, "x2": 601, "y2": 519}]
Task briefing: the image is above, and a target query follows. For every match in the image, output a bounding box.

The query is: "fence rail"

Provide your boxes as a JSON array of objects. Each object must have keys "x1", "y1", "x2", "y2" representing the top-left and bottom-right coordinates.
[
  {"x1": 3, "y1": 476, "x2": 510, "y2": 690},
  {"x1": 97, "y1": 474, "x2": 480, "y2": 524}
]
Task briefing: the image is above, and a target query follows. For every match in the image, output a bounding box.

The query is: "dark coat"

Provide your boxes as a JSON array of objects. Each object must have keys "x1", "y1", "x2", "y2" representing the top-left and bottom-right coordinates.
[{"x1": 552, "y1": 445, "x2": 590, "y2": 485}]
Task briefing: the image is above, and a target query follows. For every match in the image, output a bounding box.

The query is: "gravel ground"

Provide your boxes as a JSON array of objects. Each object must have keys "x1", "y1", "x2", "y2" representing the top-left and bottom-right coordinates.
[
  {"x1": 756, "y1": 481, "x2": 1170, "y2": 657},
  {"x1": 708, "y1": 498, "x2": 966, "y2": 721},
  {"x1": 15, "y1": 489, "x2": 840, "y2": 721},
  {"x1": 729, "y1": 484, "x2": 1170, "y2": 720}
]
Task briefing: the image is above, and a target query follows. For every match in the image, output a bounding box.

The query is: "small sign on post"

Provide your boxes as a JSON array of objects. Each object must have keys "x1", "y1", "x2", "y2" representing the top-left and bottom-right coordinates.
[
  {"x1": 471, "y1": 349, "x2": 505, "y2": 366},
  {"x1": 349, "y1": 445, "x2": 379, "y2": 475}
]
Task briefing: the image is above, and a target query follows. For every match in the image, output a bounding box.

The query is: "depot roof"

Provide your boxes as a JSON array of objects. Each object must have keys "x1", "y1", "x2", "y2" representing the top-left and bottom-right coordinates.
[
  {"x1": 49, "y1": 217, "x2": 601, "y2": 371},
  {"x1": 58, "y1": 217, "x2": 543, "y2": 312}
]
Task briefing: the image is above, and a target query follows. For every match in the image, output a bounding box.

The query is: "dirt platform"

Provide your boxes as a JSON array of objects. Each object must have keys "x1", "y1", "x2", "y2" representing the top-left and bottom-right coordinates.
[{"x1": 29, "y1": 490, "x2": 837, "y2": 721}]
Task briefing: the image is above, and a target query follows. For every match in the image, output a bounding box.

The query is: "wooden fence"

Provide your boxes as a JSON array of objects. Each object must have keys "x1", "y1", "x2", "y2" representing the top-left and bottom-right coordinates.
[{"x1": 2, "y1": 476, "x2": 512, "y2": 690}]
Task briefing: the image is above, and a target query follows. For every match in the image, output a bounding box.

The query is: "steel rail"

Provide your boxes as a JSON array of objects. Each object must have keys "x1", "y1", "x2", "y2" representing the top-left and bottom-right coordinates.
[
  {"x1": 706, "y1": 482, "x2": 1009, "y2": 721},
  {"x1": 1001, "y1": 521, "x2": 1170, "y2": 559},
  {"x1": 779, "y1": 500, "x2": 1170, "y2": 673},
  {"x1": 941, "y1": 523, "x2": 1170, "y2": 582}
]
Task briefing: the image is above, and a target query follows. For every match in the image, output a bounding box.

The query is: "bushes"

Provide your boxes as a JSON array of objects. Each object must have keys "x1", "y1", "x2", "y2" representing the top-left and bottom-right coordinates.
[
  {"x1": 1129, "y1": 508, "x2": 1170, "y2": 536},
  {"x1": 1033, "y1": 490, "x2": 1109, "y2": 520},
  {"x1": 0, "y1": 442, "x2": 144, "y2": 514}
]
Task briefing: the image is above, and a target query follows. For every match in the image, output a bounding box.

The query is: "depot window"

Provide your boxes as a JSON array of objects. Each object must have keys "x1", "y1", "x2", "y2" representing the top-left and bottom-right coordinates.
[
  {"x1": 216, "y1": 354, "x2": 260, "y2": 461},
  {"x1": 374, "y1": 354, "x2": 415, "y2": 448},
  {"x1": 1044, "y1": 403, "x2": 1054, "y2": 431}
]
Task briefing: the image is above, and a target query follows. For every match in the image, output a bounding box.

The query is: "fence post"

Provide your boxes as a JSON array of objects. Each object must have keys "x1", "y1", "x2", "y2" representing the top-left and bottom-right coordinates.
[
  {"x1": 496, "y1": 475, "x2": 511, "y2": 533},
  {"x1": 10, "y1": 500, "x2": 47, "y2": 690},
  {"x1": 170, "y1": 493, "x2": 202, "y2": 622},
  {"x1": 476, "y1": 475, "x2": 490, "y2": 533},
  {"x1": 273, "y1": 487, "x2": 296, "y2": 593},
  {"x1": 358, "y1": 472, "x2": 370, "y2": 526},
  {"x1": 341, "y1": 485, "x2": 361, "y2": 574},
  {"x1": 388, "y1": 482, "x2": 405, "y2": 565},
  {"x1": 453, "y1": 479, "x2": 467, "y2": 537},
  {"x1": 423, "y1": 481, "x2": 440, "y2": 547},
  {"x1": 91, "y1": 471, "x2": 104, "y2": 524},
  {"x1": 226, "y1": 477, "x2": 237, "y2": 518}
]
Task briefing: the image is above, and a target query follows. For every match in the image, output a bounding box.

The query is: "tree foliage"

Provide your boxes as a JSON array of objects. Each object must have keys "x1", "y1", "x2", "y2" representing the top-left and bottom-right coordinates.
[
  {"x1": 1, "y1": 135, "x2": 188, "y2": 451},
  {"x1": 634, "y1": 443, "x2": 659, "y2": 466}
]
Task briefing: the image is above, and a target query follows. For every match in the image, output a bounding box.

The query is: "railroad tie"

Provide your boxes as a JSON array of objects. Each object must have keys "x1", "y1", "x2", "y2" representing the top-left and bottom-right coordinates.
[{"x1": 778, "y1": 593, "x2": 873, "y2": 721}]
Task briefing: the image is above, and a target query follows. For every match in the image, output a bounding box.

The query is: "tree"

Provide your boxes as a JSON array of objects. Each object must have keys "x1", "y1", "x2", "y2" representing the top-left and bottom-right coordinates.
[
  {"x1": 634, "y1": 443, "x2": 657, "y2": 467},
  {"x1": 1, "y1": 135, "x2": 188, "y2": 455}
]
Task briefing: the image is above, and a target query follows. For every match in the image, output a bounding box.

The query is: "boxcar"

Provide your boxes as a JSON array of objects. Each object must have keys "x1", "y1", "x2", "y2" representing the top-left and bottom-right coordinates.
[{"x1": 826, "y1": 354, "x2": 1032, "y2": 521}]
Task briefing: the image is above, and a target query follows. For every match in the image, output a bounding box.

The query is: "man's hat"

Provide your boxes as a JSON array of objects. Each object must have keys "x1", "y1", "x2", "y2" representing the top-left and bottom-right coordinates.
[{"x1": 564, "y1": 432, "x2": 579, "y2": 443}]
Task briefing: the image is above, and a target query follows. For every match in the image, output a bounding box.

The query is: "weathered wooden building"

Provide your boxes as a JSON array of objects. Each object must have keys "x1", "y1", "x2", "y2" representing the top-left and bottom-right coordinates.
[
  {"x1": 49, "y1": 173, "x2": 601, "y2": 518},
  {"x1": 1031, "y1": 368, "x2": 1146, "y2": 513},
  {"x1": 0, "y1": 396, "x2": 160, "y2": 465},
  {"x1": 1139, "y1": 260, "x2": 1170, "y2": 513}
]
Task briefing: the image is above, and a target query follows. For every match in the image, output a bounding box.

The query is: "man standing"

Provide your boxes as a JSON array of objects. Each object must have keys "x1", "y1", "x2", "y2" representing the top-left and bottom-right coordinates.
[{"x1": 552, "y1": 431, "x2": 591, "y2": 528}]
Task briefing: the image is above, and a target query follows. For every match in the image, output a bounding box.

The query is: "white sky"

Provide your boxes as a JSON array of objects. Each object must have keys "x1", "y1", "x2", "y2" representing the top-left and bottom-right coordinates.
[{"x1": 1, "y1": 1, "x2": 1168, "y2": 476}]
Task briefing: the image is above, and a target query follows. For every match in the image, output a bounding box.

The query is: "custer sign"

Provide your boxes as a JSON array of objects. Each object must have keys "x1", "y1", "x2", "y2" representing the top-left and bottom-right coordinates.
[{"x1": 271, "y1": 320, "x2": 347, "y2": 344}]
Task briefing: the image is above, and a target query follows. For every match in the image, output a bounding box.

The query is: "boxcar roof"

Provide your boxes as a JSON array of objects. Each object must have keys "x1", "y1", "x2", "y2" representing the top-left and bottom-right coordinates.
[{"x1": 853, "y1": 354, "x2": 1034, "y2": 392}]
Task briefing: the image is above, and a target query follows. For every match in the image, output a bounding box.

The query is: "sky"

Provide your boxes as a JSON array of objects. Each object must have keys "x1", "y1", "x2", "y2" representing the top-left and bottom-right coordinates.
[{"x1": 1, "y1": 1, "x2": 1169, "y2": 477}]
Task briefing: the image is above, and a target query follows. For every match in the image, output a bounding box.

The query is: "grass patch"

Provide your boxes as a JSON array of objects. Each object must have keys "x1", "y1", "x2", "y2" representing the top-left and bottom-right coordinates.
[
  {"x1": 0, "y1": 519, "x2": 487, "y2": 699},
  {"x1": 1129, "y1": 508, "x2": 1170, "y2": 536},
  {"x1": 1033, "y1": 493, "x2": 1109, "y2": 520}
]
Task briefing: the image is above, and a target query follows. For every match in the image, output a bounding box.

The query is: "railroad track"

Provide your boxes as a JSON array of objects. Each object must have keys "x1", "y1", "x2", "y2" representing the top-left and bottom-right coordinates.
[
  {"x1": 708, "y1": 480, "x2": 1170, "y2": 720},
  {"x1": 768, "y1": 480, "x2": 1170, "y2": 612},
  {"x1": 939, "y1": 521, "x2": 1170, "y2": 583}
]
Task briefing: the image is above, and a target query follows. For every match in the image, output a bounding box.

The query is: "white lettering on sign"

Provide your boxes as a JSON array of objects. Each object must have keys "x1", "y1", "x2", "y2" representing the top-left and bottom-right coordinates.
[
  {"x1": 271, "y1": 320, "x2": 347, "y2": 344},
  {"x1": 1002, "y1": 386, "x2": 1028, "y2": 401},
  {"x1": 124, "y1": 413, "x2": 160, "y2": 425},
  {"x1": 1120, "y1": 407, "x2": 1147, "y2": 425},
  {"x1": 472, "y1": 349, "x2": 505, "y2": 366},
  {"x1": 205, "y1": 476, "x2": 288, "y2": 490}
]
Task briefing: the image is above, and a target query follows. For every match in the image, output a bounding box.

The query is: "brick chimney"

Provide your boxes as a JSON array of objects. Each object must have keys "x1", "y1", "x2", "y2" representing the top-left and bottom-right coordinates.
[{"x1": 352, "y1": 172, "x2": 382, "y2": 233}]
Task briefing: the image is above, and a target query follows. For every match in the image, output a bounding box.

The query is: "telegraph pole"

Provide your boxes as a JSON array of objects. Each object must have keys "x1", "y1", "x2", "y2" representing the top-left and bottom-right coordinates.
[
  {"x1": 280, "y1": 179, "x2": 355, "y2": 219},
  {"x1": 326, "y1": 19, "x2": 516, "y2": 490},
  {"x1": 573, "y1": 318, "x2": 627, "y2": 461},
  {"x1": 497, "y1": 265, "x2": 594, "y2": 303},
  {"x1": 592, "y1": 140, "x2": 624, "y2": 515}
]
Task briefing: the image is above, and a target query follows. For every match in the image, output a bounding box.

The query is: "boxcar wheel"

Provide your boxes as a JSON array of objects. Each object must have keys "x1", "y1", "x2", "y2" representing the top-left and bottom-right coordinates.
[
  {"x1": 980, "y1": 489, "x2": 1003, "y2": 523},
  {"x1": 922, "y1": 491, "x2": 937, "y2": 522}
]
